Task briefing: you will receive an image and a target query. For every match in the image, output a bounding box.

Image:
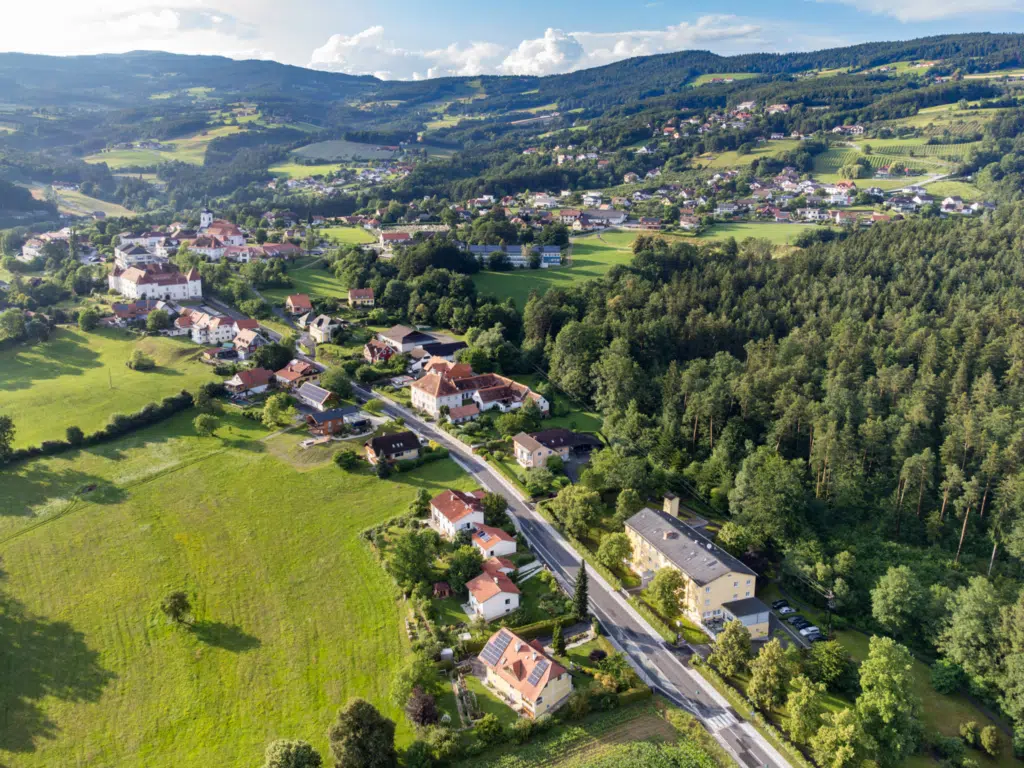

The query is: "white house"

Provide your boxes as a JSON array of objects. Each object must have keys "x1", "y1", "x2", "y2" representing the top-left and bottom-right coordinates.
[
  {"x1": 430, "y1": 489, "x2": 486, "y2": 540},
  {"x1": 108, "y1": 264, "x2": 202, "y2": 301},
  {"x1": 472, "y1": 525, "x2": 517, "y2": 558},
  {"x1": 467, "y1": 560, "x2": 521, "y2": 621}
]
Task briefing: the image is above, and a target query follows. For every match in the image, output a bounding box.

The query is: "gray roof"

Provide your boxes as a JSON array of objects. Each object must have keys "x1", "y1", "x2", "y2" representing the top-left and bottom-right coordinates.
[
  {"x1": 625, "y1": 507, "x2": 756, "y2": 586},
  {"x1": 296, "y1": 382, "x2": 333, "y2": 404},
  {"x1": 721, "y1": 597, "x2": 770, "y2": 618}
]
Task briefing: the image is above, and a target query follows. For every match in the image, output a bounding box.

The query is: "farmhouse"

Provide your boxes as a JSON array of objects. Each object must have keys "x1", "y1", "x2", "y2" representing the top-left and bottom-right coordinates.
[
  {"x1": 285, "y1": 294, "x2": 313, "y2": 315},
  {"x1": 467, "y1": 561, "x2": 521, "y2": 621},
  {"x1": 225, "y1": 367, "x2": 275, "y2": 395},
  {"x1": 624, "y1": 495, "x2": 759, "y2": 628},
  {"x1": 430, "y1": 488, "x2": 487, "y2": 539},
  {"x1": 307, "y1": 314, "x2": 338, "y2": 344},
  {"x1": 472, "y1": 525, "x2": 517, "y2": 558},
  {"x1": 478, "y1": 628, "x2": 573, "y2": 717},
  {"x1": 512, "y1": 429, "x2": 601, "y2": 469},
  {"x1": 365, "y1": 431, "x2": 420, "y2": 465},
  {"x1": 348, "y1": 287, "x2": 375, "y2": 307},
  {"x1": 363, "y1": 339, "x2": 396, "y2": 363},
  {"x1": 108, "y1": 264, "x2": 202, "y2": 301},
  {"x1": 380, "y1": 231, "x2": 413, "y2": 247},
  {"x1": 410, "y1": 368, "x2": 548, "y2": 418},
  {"x1": 262, "y1": 242, "x2": 303, "y2": 259}
]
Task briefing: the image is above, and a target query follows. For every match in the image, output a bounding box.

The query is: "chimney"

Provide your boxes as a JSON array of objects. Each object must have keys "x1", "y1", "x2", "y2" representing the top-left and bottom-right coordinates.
[
  {"x1": 493, "y1": 577, "x2": 500, "y2": 584},
  {"x1": 663, "y1": 493, "x2": 680, "y2": 517},
  {"x1": 663, "y1": 530, "x2": 672, "y2": 540}
]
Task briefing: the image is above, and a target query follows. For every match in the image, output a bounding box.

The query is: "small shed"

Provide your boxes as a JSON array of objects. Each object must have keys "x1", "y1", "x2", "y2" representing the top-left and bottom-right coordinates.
[
  {"x1": 721, "y1": 597, "x2": 771, "y2": 639},
  {"x1": 433, "y1": 581, "x2": 452, "y2": 598}
]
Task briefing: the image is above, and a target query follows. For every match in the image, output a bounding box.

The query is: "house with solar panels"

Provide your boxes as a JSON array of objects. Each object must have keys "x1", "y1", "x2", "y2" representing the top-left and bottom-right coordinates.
[
  {"x1": 471, "y1": 525, "x2": 517, "y2": 558},
  {"x1": 478, "y1": 628, "x2": 573, "y2": 718}
]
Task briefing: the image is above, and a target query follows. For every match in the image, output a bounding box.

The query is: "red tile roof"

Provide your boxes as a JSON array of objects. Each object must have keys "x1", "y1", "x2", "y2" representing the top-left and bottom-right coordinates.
[{"x1": 430, "y1": 489, "x2": 486, "y2": 524}]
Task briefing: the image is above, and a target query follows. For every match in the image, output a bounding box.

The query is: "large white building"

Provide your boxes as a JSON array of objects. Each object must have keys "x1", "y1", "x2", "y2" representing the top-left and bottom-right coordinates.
[{"x1": 108, "y1": 264, "x2": 202, "y2": 301}]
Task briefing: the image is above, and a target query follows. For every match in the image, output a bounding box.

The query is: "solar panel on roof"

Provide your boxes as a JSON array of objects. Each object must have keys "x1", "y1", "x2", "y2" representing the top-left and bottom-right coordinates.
[
  {"x1": 481, "y1": 631, "x2": 512, "y2": 666},
  {"x1": 478, "y1": 531, "x2": 491, "y2": 542},
  {"x1": 526, "y1": 659, "x2": 549, "y2": 686}
]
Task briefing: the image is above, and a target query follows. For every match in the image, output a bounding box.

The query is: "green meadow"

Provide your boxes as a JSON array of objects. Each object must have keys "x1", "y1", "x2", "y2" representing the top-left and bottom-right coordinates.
[
  {"x1": 0, "y1": 328, "x2": 219, "y2": 448},
  {"x1": 0, "y1": 411, "x2": 478, "y2": 767}
]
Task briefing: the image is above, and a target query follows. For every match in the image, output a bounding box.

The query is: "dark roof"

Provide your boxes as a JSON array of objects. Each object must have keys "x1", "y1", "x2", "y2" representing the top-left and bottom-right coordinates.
[
  {"x1": 296, "y1": 382, "x2": 334, "y2": 405},
  {"x1": 380, "y1": 325, "x2": 436, "y2": 346},
  {"x1": 421, "y1": 341, "x2": 468, "y2": 357},
  {"x1": 367, "y1": 431, "x2": 420, "y2": 456},
  {"x1": 721, "y1": 597, "x2": 770, "y2": 618},
  {"x1": 625, "y1": 507, "x2": 756, "y2": 586},
  {"x1": 529, "y1": 429, "x2": 602, "y2": 450},
  {"x1": 306, "y1": 406, "x2": 361, "y2": 424}
]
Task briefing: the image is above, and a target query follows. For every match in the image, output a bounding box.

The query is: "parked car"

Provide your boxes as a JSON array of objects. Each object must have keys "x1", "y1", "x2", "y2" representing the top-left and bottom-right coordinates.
[
  {"x1": 771, "y1": 600, "x2": 789, "y2": 610},
  {"x1": 799, "y1": 626, "x2": 820, "y2": 637},
  {"x1": 779, "y1": 606, "x2": 796, "y2": 615},
  {"x1": 809, "y1": 634, "x2": 827, "y2": 643},
  {"x1": 804, "y1": 631, "x2": 823, "y2": 641},
  {"x1": 787, "y1": 615, "x2": 806, "y2": 626}
]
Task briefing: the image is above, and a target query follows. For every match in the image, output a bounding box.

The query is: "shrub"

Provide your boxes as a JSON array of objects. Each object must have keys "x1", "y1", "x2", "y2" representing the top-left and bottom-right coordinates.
[
  {"x1": 127, "y1": 349, "x2": 156, "y2": 371},
  {"x1": 980, "y1": 726, "x2": 1001, "y2": 757},
  {"x1": 589, "y1": 649, "x2": 608, "y2": 663},
  {"x1": 565, "y1": 689, "x2": 591, "y2": 720},
  {"x1": 334, "y1": 450, "x2": 360, "y2": 470},
  {"x1": 509, "y1": 718, "x2": 536, "y2": 745},
  {"x1": 960, "y1": 721, "x2": 979, "y2": 748},
  {"x1": 474, "y1": 713, "x2": 504, "y2": 745},
  {"x1": 65, "y1": 425, "x2": 84, "y2": 446},
  {"x1": 931, "y1": 659, "x2": 966, "y2": 695}
]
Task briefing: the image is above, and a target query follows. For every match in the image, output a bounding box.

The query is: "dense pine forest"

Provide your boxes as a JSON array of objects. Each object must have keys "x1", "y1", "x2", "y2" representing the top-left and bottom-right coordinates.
[{"x1": 521, "y1": 206, "x2": 1024, "y2": 730}]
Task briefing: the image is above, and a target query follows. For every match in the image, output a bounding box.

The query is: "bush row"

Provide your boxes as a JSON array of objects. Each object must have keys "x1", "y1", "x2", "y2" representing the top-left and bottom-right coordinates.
[
  {"x1": 627, "y1": 597, "x2": 677, "y2": 644},
  {"x1": 2, "y1": 390, "x2": 195, "y2": 466}
]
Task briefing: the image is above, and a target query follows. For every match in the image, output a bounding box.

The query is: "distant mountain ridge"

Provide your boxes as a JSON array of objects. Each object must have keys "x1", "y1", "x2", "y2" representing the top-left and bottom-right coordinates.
[{"x1": 1, "y1": 32, "x2": 1023, "y2": 110}]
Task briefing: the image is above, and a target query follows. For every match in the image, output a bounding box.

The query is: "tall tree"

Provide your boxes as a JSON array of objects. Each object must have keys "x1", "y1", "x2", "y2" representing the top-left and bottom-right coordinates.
[
  {"x1": 0, "y1": 414, "x2": 14, "y2": 463},
  {"x1": 645, "y1": 568, "x2": 686, "y2": 620},
  {"x1": 787, "y1": 675, "x2": 825, "y2": 744},
  {"x1": 856, "y1": 637, "x2": 921, "y2": 766},
  {"x1": 811, "y1": 708, "x2": 875, "y2": 768},
  {"x1": 710, "y1": 619, "x2": 751, "y2": 678},
  {"x1": 573, "y1": 564, "x2": 589, "y2": 620},
  {"x1": 727, "y1": 446, "x2": 808, "y2": 550},
  {"x1": 328, "y1": 699, "x2": 397, "y2": 768},
  {"x1": 871, "y1": 565, "x2": 925, "y2": 639},
  {"x1": 748, "y1": 638, "x2": 789, "y2": 713}
]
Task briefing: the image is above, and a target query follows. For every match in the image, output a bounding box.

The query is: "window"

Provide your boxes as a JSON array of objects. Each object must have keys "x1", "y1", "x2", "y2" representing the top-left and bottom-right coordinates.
[
  {"x1": 536, "y1": 696, "x2": 543, "y2": 703},
  {"x1": 746, "y1": 579, "x2": 752, "y2": 585},
  {"x1": 505, "y1": 598, "x2": 511, "y2": 604},
  {"x1": 705, "y1": 598, "x2": 710, "y2": 606},
  {"x1": 705, "y1": 586, "x2": 710, "y2": 593},
  {"x1": 733, "y1": 594, "x2": 738, "y2": 599},
  {"x1": 733, "y1": 581, "x2": 738, "y2": 587},
  {"x1": 745, "y1": 592, "x2": 750, "y2": 597}
]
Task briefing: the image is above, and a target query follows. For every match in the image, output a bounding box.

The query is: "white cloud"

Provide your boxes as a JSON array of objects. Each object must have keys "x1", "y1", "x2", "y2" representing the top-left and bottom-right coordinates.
[
  {"x1": 310, "y1": 27, "x2": 505, "y2": 80},
  {"x1": 311, "y1": 16, "x2": 783, "y2": 82},
  {"x1": 815, "y1": 0, "x2": 1019, "y2": 21},
  {"x1": 499, "y1": 28, "x2": 586, "y2": 76}
]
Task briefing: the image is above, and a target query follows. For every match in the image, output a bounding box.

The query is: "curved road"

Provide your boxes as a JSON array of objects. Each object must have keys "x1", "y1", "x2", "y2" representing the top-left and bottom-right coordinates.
[{"x1": 355, "y1": 384, "x2": 791, "y2": 768}]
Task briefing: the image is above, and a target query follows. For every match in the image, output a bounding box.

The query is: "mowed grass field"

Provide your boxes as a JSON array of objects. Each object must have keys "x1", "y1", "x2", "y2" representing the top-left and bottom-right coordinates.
[
  {"x1": 695, "y1": 139, "x2": 801, "y2": 170},
  {"x1": 262, "y1": 258, "x2": 351, "y2": 303},
  {"x1": 293, "y1": 139, "x2": 398, "y2": 161},
  {"x1": 0, "y1": 328, "x2": 218, "y2": 448},
  {"x1": 699, "y1": 221, "x2": 819, "y2": 245},
  {"x1": 321, "y1": 225, "x2": 377, "y2": 245},
  {"x1": 0, "y1": 411, "x2": 479, "y2": 767}
]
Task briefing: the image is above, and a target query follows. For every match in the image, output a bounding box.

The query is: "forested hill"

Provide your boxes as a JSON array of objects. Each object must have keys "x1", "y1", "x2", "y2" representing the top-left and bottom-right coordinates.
[
  {"x1": 2, "y1": 32, "x2": 1023, "y2": 109},
  {"x1": 530, "y1": 205, "x2": 1024, "y2": 612}
]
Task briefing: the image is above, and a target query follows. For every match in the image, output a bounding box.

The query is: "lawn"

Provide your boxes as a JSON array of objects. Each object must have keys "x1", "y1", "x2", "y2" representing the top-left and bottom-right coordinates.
[
  {"x1": 924, "y1": 180, "x2": 984, "y2": 200},
  {"x1": 472, "y1": 233, "x2": 635, "y2": 309},
  {"x1": 0, "y1": 411, "x2": 478, "y2": 767},
  {"x1": 321, "y1": 225, "x2": 377, "y2": 246},
  {"x1": 263, "y1": 259, "x2": 350, "y2": 303},
  {"x1": 0, "y1": 327, "x2": 219, "y2": 449},
  {"x1": 695, "y1": 139, "x2": 801, "y2": 170}
]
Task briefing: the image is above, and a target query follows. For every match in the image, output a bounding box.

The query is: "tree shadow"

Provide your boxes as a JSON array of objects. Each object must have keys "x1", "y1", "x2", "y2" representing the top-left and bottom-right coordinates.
[
  {"x1": 0, "y1": 574, "x2": 115, "y2": 753},
  {"x1": 0, "y1": 330, "x2": 105, "y2": 392},
  {"x1": 188, "y1": 620, "x2": 261, "y2": 652}
]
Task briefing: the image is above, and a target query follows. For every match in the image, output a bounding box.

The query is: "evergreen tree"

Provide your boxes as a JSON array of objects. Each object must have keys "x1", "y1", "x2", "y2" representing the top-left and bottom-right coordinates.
[{"x1": 573, "y1": 565, "x2": 589, "y2": 620}]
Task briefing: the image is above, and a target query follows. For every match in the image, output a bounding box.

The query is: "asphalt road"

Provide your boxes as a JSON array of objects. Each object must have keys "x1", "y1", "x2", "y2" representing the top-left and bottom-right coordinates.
[{"x1": 355, "y1": 384, "x2": 791, "y2": 768}]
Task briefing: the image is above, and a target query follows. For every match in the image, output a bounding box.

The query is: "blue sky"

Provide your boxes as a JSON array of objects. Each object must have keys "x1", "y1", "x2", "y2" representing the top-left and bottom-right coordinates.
[{"x1": 2, "y1": 0, "x2": 1023, "y2": 79}]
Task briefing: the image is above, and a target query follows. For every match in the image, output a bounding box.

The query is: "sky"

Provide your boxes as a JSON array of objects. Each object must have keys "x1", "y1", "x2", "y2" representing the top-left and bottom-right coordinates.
[{"x1": 1, "y1": 1, "x2": 1022, "y2": 80}]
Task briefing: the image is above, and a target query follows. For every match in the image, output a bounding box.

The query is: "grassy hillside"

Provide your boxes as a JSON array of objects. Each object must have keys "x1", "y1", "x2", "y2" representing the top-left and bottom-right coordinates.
[
  {"x1": 84, "y1": 125, "x2": 243, "y2": 168},
  {"x1": 0, "y1": 411, "x2": 477, "y2": 767},
  {"x1": 0, "y1": 328, "x2": 218, "y2": 448}
]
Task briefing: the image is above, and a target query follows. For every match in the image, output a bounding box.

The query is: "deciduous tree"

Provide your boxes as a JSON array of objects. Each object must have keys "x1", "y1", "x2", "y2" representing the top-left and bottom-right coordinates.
[
  {"x1": 328, "y1": 699, "x2": 397, "y2": 768},
  {"x1": 710, "y1": 619, "x2": 751, "y2": 678},
  {"x1": 748, "y1": 638, "x2": 789, "y2": 712}
]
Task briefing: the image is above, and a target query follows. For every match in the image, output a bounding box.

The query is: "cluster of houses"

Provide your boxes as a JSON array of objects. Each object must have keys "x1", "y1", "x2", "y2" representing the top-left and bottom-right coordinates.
[
  {"x1": 266, "y1": 161, "x2": 413, "y2": 196},
  {"x1": 112, "y1": 208, "x2": 302, "y2": 270},
  {"x1": 20, "y1": 228, "x2": 100, "y2": 264}
]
